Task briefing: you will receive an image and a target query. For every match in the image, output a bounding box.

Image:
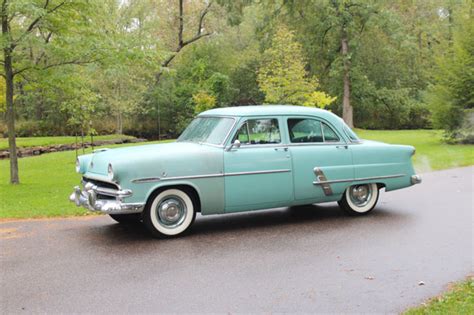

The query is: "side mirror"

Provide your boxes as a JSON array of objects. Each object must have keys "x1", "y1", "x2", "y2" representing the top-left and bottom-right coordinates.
[{"x1": 226, "y1": 139, "x2": 241, "y2": 151}]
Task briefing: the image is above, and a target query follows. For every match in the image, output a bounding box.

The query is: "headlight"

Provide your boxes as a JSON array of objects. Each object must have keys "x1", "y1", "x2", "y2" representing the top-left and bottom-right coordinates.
[
  {"x1": 107, "y1": 163, "x2": 114, "y2": 180},
  {"x1": 75, "y1": 158, "x2": 81, "y2": 173}
]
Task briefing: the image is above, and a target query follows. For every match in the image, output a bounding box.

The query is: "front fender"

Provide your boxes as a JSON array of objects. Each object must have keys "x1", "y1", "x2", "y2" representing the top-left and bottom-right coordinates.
[{"x1": 135, "y1": 177, "x2": 225, "y2": 215}]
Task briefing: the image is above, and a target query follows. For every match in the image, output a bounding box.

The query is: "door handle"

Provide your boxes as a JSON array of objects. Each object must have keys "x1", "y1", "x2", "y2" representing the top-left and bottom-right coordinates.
[
  {"x1": 336, "y1": 145, "x2": 348, "y2": 149},
  {"x1": 274, "y1": 147, "x2": 288, "y2": 151}
]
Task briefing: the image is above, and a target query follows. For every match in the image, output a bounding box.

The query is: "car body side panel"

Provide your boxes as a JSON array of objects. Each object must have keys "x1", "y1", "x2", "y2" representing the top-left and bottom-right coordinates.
[
  {"x1": 289, "y1": 145, "x2": 354, "y2": 201},
  {"x1": 350, "y1": 141, "x2": 416, "y2": 191},
  {"x1": 143, "y1": 177, "x2": 225, "y2": 215}
]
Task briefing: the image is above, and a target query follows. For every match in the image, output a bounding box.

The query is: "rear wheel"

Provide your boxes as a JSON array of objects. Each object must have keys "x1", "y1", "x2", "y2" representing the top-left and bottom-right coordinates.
[
  {"x1": 109, "y1": 213, "x2": 142, "y2": 224},
  {"x1": 338, "y1": 183, "x2": 379, "y2": 215},
  {"x1": 143, "y1": 188, "x2": 196, "y2": 238}
]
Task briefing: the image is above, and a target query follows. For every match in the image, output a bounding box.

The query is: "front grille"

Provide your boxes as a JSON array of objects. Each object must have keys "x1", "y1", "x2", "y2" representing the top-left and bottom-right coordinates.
[
  {"x1": 82, "y1": 177, "x2": 119, "y2": 190},
  {"x1": 82, "y1": 177, "x2": 119, "y2": 200}
]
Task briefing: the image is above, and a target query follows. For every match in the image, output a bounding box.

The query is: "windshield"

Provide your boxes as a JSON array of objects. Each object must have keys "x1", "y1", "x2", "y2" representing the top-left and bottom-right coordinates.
[{"x1": 177, "y1": 117, "x2": 235, "y2": 145}]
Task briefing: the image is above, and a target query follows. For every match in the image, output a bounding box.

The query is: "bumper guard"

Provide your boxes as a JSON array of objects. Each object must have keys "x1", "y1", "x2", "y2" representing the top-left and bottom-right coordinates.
[
  {"x1": 411, "y1": 175, "x2": 422, "y2": 185},
  {"x1": 69, "y1": 182, "x2": 144, "y2": 214}
]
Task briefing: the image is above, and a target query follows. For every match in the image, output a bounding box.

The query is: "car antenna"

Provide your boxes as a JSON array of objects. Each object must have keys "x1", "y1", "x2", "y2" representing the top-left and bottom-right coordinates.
[
  {"x1": 75, "y1": 131, "x2": 78, "y2": 159},
  {"x1": 90, "y1": 121, "x2": 94, "y2": 153}
]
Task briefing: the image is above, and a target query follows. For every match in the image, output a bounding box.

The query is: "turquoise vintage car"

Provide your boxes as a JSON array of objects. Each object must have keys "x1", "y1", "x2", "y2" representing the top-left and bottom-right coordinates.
[{"x1": 70, "y1": 105, "x2": 421, "y2": 237}]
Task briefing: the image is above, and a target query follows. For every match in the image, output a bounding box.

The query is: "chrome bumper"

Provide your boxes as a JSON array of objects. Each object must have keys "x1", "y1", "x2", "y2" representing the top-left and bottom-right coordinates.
[
  {"x1": 411, "y1": 175, "x2": 422, "y2": 185},
  {"x1": 69, "y1": 182, "x2": 144, "y2": 214}
]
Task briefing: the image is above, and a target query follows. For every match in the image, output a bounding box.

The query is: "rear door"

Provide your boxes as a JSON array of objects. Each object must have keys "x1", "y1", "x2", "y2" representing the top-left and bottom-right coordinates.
[{"x1": 287, "y1": 117, "x2": 353, "y2": 201}]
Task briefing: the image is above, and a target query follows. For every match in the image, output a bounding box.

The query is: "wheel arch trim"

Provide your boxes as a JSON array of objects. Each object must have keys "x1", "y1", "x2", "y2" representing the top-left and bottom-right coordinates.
[{"x1": 145, "y1": 181, "x2": 202, "y2": 213}]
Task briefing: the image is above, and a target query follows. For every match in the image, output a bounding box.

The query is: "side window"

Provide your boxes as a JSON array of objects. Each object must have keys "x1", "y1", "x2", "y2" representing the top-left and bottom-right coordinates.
[
  {"x1": 287, "y1": 118, "x2": 323, "y2": 143},
  {"x1": 322, "y1": 122, "x2": 340, "y2": 142},
  {"x1": 234, "y1": 119, "x2": 281, "y2": 145},
  {"x1": 287, "y1": 119, "x2": 340, "y2": 143}
]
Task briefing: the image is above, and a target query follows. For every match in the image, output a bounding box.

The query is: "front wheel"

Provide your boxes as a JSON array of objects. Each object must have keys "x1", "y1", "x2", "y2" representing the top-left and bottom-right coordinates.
[
  {"x1": 143, "y1": 188, "x2": 196, "y2": 238},
  {"x1": 338, "y1": 183, "x2": 379, "y2": 215}
]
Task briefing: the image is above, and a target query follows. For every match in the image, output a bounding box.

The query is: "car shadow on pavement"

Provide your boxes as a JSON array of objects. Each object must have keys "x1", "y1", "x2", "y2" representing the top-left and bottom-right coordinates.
[{"x1": 86, "y1": 202, "x2": 410, "y2": 244}]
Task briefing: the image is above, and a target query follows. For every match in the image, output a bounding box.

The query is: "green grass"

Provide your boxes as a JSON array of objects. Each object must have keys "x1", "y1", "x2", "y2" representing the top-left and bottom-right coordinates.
[
  {"x1": 0, "y1": 130, "x2": 472, "y2": 219},
  {"x1": 0, "y1": 140, "x2": 169, "y2": 219},
  {"x1": 404, "y1": 278, "x2": 474, "y2": 315},
  {"x1": 0, "y1": 134, "x2": 137, "y2": 150},
  {"x1": 356, "y1": 129, "x2": 474, "y2": 172}
]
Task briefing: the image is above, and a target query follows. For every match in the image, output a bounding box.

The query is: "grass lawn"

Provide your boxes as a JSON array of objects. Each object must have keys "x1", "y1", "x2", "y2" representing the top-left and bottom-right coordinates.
[
  {"x1": 404, "y1": 277, "x2": 474, "y2": 314},
  {"x1": 0, "y1": 130, "x2": 473, "y2": 219},
  {"x1": 0, "y1": 134, "x2": 136, "y2": 151}
]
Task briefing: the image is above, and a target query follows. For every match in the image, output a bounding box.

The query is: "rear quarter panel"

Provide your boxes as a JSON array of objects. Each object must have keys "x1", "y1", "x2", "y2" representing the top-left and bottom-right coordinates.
[{"x1": 351, "y1": 140, "x2": 416, "y2": 191}]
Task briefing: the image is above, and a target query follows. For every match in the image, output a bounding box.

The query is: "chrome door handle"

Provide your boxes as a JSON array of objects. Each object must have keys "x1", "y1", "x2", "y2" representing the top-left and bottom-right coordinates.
[
  {"x1": 336, "y1": 145, "x2": 348, "y2": 149},
  {"x1": 274, "y1": 147, "x2": 289, "y2": 151}
]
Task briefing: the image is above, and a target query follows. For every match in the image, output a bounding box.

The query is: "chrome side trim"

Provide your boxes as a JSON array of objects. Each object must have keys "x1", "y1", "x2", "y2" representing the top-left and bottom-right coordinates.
[
  {"x1": 132, "y1": 173, "x2": 223, "y2": 183},
  {"x1": 312, "y1": 174, "x2": 405, "y2": 185},
  {"x1": 131, "y1": 169, "x2": 292, "y2": 183},
  {"x1": 225, "y1": 169, "x2": 291, "y2": 177},
  {"x1": 131, "y1": 177, "x2": 163, "y2": 184}
]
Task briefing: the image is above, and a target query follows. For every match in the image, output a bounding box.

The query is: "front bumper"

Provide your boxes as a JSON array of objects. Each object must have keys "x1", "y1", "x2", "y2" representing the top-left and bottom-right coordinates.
[
  {"x1": 411, "y1": 174, "x2": 422, "y2": 185},
  {"x1": 69, "y1": 182, "x2": 144, "y2": 214}
]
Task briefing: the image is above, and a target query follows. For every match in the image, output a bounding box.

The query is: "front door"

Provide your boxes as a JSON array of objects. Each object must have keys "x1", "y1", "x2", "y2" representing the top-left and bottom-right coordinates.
[
  {"x1": 287, "y1": 117, "x2": 354, "y2": 202},
  {"x1": 224, "y1": 117, "x2": 293, "y2": 212}
]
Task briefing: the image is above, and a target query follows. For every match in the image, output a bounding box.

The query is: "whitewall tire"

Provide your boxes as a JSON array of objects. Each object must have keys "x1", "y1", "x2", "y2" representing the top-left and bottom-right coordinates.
[
  {"x1": 143, "y1": 188, "x2": 196, "y2": 237},
  {"x1": 338, "y1": 183, "x2": 379, "y2": 215}
]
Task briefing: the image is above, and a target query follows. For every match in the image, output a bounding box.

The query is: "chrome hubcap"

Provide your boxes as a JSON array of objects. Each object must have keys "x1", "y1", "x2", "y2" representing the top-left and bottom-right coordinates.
[
  {"x1": 156, "y1": 196, "x2": 187, "y2": 228},
  {"x1": 349, "y1": 184, "x2": 372, "y2": 207}
]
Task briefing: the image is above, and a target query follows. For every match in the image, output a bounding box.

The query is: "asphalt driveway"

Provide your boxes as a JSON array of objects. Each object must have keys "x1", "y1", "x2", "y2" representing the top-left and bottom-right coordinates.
[{"x1": 1, "y1": 166, "x2": 472, "y2": 313}]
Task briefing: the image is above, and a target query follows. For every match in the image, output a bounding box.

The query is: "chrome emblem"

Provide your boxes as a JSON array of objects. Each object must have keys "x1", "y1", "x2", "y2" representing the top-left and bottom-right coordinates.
[{"x1": 313, "y1": 167, "x2": 333, "y2": 196}]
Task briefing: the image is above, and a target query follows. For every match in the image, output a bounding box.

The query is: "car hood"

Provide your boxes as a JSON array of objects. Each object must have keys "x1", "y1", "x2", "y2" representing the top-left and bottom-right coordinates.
[{"x1": 85, "y1": 141, "x2": 218, "y2": 176}]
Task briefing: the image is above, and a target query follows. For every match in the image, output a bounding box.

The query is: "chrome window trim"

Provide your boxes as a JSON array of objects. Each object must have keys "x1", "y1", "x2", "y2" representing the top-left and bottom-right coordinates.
[
  {"x1": 341, "y1": 123, "x2": 362, "y2": 143},
  {"x1": 286, "y1": 142, "x2": 347, "y2": 147},
  {"x1": 313, "y1": 174, "x2": 405, "y2": 185},
  {"x1": 131, "y1": 169, "x2": 292, "y2": 184},
  {"x1": 235, "y1": 143, "x2": 289, "y2": 149}
]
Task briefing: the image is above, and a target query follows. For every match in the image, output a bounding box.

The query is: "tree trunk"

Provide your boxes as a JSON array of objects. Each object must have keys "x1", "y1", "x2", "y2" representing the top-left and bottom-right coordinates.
[
  {"x1": 116, "y1": 111, "x2": 123, "y2": 135},
  {"x1": 2, "y1": 4, "x2": 19, "y2": 184},
  {"x1": 341, "y1": 28, "x2": 353, "y2": 128},
  {"x1": 3, "y1": 54, "x2": 19, "y2": 184}
]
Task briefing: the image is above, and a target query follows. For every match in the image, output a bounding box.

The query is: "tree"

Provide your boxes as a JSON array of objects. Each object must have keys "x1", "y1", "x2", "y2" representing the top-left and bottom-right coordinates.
[
  {"x1": 429, "y1": 3, "x2": 473, "y2": 139},
  {"x1": 257, "y1": 25, "x2": 335, "y2": 108},
  {"x1": 155, "y1": 0, "x2": 214, "y2": 84},
  {"x1": 0, "y1": 76, "x2": 5, "y2": 112},
  {"x1": 1, "y1": 0, "x2": 105, "y2": 184}
]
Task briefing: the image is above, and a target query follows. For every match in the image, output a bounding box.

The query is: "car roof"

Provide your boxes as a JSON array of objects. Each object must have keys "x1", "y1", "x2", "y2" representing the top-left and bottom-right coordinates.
[{"x1": 200, "y1": 105, "x2": 343, "y2": 126}]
